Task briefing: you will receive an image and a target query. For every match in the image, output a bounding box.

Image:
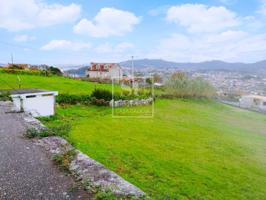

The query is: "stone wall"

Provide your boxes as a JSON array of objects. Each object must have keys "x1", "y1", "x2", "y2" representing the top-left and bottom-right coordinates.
[{"x1": 110, "y1": 98, "x2": 153, "y2": 107}]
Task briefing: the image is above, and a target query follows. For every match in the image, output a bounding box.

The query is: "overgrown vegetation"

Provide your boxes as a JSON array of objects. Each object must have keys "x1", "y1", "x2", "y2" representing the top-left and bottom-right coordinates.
[
  {"x1": 25, "y1": 123, "x2": 71, "y2": 139},
  {"x1": 56, "y1": 94, "x2": 91, "y2": 105},
  {"x1": 0, "y1": 92, "x2": 11, "y2": 101},
  {"x1": 90, "y1": 89, "x2": 112, "y2": 106},
  {"x1": 0, "y1": 65, "x2": 62, "y2": 76},
  {"x1": 52, "y1": 146, "x2": 77, "y2": 172},
  {"x1": 163, "y1": 72, "x2": 216, "y2": 98}
]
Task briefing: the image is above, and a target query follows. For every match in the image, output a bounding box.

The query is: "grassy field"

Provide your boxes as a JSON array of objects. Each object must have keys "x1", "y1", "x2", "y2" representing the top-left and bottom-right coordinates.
[
  {"x1": 0, "y1": 71, "x2": 113, "y2": 94},
  {"x1": 42, "y1": 100, "x2": 266, "y2": 199},
  {"x1": 1, "y1": 72, "x2": 266, "y2": 199}
]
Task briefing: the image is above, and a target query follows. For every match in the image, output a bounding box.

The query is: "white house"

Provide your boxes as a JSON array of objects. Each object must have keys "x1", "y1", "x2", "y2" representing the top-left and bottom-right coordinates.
[
  {"x1": 0, "y1": 89, "x2": 58, "y2": 117},
  {"x1": 86, "y1": 63, "x2": 123, "y2": 80},
  {"x1": 239, "y1": 95, "x2": 266, "y2": 112}
]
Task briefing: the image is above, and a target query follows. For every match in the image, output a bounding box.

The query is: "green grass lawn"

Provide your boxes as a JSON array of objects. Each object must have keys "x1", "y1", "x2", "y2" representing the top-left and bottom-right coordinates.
[
  {"x1": 0, "y1": 71, "x2": 113, "y2": 94},
  {"x1": 41, "y1": 99, "x2": 266, "y2": 200},
  {"x1": 1, "y1": 72, "x2": 266, "y2": 199}
]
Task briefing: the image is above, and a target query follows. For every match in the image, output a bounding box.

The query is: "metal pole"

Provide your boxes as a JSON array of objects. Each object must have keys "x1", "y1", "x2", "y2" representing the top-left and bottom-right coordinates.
[
  {"x1": 131, "y1": 56, "x2": 134, "y2": 88},
  {"x1": 11, "y1": 53, "x2": 14, "y2": 64}
]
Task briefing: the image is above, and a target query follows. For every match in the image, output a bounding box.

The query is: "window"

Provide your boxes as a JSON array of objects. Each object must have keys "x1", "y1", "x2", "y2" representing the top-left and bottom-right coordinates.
[{"x1": 26, "y1": 95, "x2": 36, "y2": 98}]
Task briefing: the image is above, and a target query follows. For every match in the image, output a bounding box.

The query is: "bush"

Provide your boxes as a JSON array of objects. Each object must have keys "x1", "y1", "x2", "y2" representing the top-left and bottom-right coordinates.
[
  {"x1": 163, "y1": 72, "x2": 216, "y2": 98},
  {"x1": 56, "y1": 94, "x2": 91, "y2": 105},
  {"x1": 0, "y1": 66, "x2": 62, "y2": 76},
  {"x1": 0, "y1": 92, "x2": 12, "y2": 101},
  {"x1": 47, "y1": 66, "x2": 62, "y2": 76},
  {"x1": 91, "y1": 89, "x2": 112, "y2": 101},
  {"x1": 0, "y1": 68, "x2": 46, "y2": 76}
]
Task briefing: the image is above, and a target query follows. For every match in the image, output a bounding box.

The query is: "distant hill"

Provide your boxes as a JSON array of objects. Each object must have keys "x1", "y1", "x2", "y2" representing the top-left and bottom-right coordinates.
[
  {"x1": 65, "y1": 66, "x2": 88, "y2": 76},
  {"x1": 120, "y1": 59, "x2": 266, "y2": 72},
  {"x1": 65, "y1": 59, "x2": 266, "y2": 76}
]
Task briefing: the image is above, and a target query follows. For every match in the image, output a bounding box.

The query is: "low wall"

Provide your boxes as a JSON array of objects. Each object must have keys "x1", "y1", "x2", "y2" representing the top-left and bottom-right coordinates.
[{"x1": 110, "y1": 98, "x2": 153, "y2": 107}]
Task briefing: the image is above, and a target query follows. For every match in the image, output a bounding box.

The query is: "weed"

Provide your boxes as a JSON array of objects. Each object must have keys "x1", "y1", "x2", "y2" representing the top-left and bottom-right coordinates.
[
  {"x1": 0, "y1": 92, "x2": 12, "y2": 101},
  {"x1": 24, "y1": 128, "x2": 40, "y2": 138},
  {"x1": 52, "y1": 146, "x2": 77, "y2": 172},
  {"x1": 25, "y1": 123, "x2": 71, "y2": 139}
]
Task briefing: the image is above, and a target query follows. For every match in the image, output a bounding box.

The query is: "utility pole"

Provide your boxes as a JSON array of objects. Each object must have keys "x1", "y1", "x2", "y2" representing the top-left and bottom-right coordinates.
[
  {"x1": 11, "y1": 53, "x2": 14, "y2": 65},
  {"x1": 131, "y1": 56, "x2": 134, "y2": 88}
]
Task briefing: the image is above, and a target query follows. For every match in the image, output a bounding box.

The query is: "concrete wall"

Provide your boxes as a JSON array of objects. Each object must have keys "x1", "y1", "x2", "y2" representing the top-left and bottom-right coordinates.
[
  {"x1": 12, "y1": 92, "x2": 57, "y2": 117},
  {"x1": 239, "y1": 96, "x2": 266, "y2": 111},
  {"x1": 87, "y1": 67, "x2": 122, "y2": 80}
]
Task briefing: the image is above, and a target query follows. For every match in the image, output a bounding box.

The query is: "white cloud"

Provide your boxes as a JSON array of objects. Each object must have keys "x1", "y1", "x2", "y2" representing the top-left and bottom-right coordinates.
[
  {"x1": 147, "y1": 31, "x2": 266, "y2": 63},
  {"x1": 95, "y1": 42, "x2": 134, "y2": 53},
  {"x1": 73, "y1": 8, "x2": 140, "y2": 37},
  {"x1": 258, "y1": 0, "x2": 266, "y2": 15},
  {"x1": 41, "y1": 40, "x2": 91, "y2": 51},
  {"x1": 166, "y1": 4, "x2": 239, "y2": 33},
  {"x1": 14, "y1": 34, "x2": 35, "y2": 42},
  {"x1": 0, "y1": 0, "x2": 81, "y2": 31}
]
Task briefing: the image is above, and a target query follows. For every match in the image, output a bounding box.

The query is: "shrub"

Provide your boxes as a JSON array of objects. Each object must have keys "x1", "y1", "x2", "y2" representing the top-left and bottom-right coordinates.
[
  {"x1": 163, "y1": 72, "x2": 216, "y2": 98},
  {"x1": 0, "y1": 68, "x2": 46, "y2": 76},
  {"x1": 47, "y1": 66, "x2": 62, "y2": 76},
  {"x1": 56, "y1": 94, "x2": 91, "y2": 105},
  {"x1": 91, "y1": 89, "x2": 112, "y2": 101},
  {"x1": 52, "y1": 147, "x2": 77, "y2": 172},
  {"x1": 0, "y1": 92, "x2": 12, "y2": 101},
  {"x1": 25, "y1": 128, "x2": 40, "y2": 138}
]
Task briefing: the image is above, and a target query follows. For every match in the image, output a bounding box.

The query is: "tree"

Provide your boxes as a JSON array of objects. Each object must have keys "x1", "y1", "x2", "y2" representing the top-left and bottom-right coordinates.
[{"x1": 48, "y1": 66, "x2": 62, "y2": 76}]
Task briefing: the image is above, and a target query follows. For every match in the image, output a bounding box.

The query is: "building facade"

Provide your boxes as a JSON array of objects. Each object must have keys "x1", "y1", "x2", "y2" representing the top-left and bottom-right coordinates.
[
  {"x1": 86, "y1": 63, "x2": 123, "y2": 80},
  {"x1": 239, "y1": 95, "x2": 266, "y2": 112}
]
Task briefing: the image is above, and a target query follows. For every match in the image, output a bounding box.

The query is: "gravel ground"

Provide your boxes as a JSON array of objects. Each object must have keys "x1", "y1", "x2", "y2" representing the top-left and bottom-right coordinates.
[{"x1": 0, "y1": 102, "x2": 91, "y2": 200}]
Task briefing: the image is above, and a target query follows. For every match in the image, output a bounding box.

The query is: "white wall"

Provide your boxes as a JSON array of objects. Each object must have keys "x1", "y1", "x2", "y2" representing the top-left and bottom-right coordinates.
[
  {"x1": 11, "y1": 92, "x2": 57, "y2": 117},
  {"x1": 240, "y1": 96, "x2": 266, "y2": 111},
  {"x1": 87, "y1": 66, "x2": 122, "y2": 79}
]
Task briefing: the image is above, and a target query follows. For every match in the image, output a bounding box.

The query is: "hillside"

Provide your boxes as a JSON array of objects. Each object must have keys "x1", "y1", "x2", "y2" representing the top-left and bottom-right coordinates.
[
  {"x1": 65, "y1": 59, "x2": 266, "y2": 76},
  {"x1": 0, "y1": 72, "x2": 265, "y2": 199},
  {"x1": 42, "y1": 100, "x2": 266, "y2": 199},
  {"x1": 0, "y1": 71, "x2": 113, "y2": 95},
  {"x1": 120, "y1": 59, "x2": 266, "y2": 72}
]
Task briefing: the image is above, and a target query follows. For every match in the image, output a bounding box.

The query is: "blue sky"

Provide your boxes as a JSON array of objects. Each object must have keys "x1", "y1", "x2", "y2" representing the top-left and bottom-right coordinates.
[{"x1": 0, "y1": 0, "x2": 266, "y2": 66}]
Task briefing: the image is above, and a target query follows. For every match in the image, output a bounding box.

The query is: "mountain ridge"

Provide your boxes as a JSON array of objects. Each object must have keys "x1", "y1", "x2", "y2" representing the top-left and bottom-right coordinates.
[{"x1": 65, "y1": 59, "x2": 266, "y2": 76}]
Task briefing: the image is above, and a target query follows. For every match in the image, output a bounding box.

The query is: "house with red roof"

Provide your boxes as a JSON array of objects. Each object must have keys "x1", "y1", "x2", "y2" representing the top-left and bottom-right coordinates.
[{"x1": 86, "y1": 63, "x2": 123, "y2": 80}]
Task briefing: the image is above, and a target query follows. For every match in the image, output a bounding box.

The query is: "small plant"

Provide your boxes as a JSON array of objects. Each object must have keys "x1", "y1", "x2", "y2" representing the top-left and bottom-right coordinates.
[
  {"x1": 93, "y1": 190, "x2": 117, "y2": 200},
  {"x1": 24, "y1": 123, "x2": 71, "y2": 138},
  {"x1": 52, "y1": 146, "x2": 77, "y2": 172},
  {"x1": 25, "y1": 128, "x2": 40, "y2": 138},
  {"x1": 0, "y1": 92, "x2": 12, "y2": 101}
]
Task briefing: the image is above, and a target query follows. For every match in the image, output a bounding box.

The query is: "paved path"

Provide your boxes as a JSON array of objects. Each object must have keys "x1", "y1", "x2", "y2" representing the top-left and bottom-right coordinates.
[{"x1": 0, "y1": 102, "x2": 90, "y2": 200}]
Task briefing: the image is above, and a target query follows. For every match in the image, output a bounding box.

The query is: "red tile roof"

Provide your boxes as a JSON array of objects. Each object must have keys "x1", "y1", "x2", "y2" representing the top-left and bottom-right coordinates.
[{"x1": 88, "y1": 63, "x2": 120, "y2": 72}]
